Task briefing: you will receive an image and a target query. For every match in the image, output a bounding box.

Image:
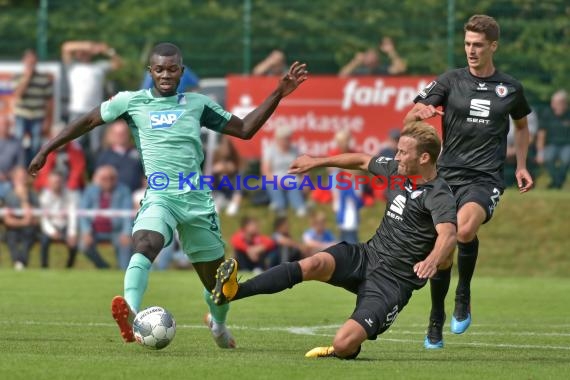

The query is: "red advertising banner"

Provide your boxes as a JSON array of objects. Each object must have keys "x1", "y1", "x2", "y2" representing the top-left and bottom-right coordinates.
[{"x1": 226, "y1": 75, "x2": 441, "y2": 159}]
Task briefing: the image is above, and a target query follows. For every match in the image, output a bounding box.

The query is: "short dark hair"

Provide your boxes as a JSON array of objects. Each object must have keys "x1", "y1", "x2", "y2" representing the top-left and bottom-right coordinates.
[
  {"x1": 464, "y1": 15, "x2": 500, "y2": 42},
  {"x1": 149, "y1": 42, "x2": 182, "y2": 64},
  {"x1": 273, "y1": 216, "x2": 288, "y2": 231},
  {"x1": 240, "y1": 216, "x2": 256, "y2": 229},
  {"x1": 401, "y1": 121, "x2": 441, "y2": 164}
]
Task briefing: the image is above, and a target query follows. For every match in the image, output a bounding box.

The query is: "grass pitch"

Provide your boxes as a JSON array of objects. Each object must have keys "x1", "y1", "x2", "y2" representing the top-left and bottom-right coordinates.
[{"x1": 0, "y1": 270, "x2": 568, "y2": 380}]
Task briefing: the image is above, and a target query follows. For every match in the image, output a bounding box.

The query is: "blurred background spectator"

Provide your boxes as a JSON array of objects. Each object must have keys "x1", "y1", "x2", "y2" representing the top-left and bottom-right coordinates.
[
  {"x1": 0, "y1": 115, "x2": 25, "y2": 200},
  {"x1": 261, "y1": 127, "x2": 307, "y2": 217},
  {"x1": 504, "y1": 110, "x2": 539, "y2": 188},
  {"x1": 378, "y1": 129, "x2": 400, "y2": 158},
  {"x1": 33, "y1": 124, "x2": 86, "y2": 197},
  {"x1": 39, "y1": 171, "x2": 78, "y2": 268},
  {"x1": 3, "y1": 167, "x2": 40, "y2": 270},
  {"x1": 95, "y1": 119, "x2": 143, "y2": 193},
  {"x1": 335, "y1": 169, "x2": 363, "y2": 244},
  {"x1": 302, "y1": 211, "x2": 337, "y2": 255},
  {"x1": 230, "y1": 216, "x2": 279, "y2": 272},
  {"x1": 211, "y1": 135, "x2": 242, "y2": 216},
  {"x1": 272, "y1": 216, "x2": 306, "y2": 262},
  {"x1": 339, "y1": 37, "x2": 407, "y2": 76},
  {"x1": 79, "y1": 165, "x2": 132, "y2": 269},
  {"x1": 61, "y1": 40, "x2": 123, "y2": 168},
  {"x1": 252, "y1": 50, "x2": 288, "y2": 76},
  {"x1": 12, "y1": 49, "x2": 53, "y2": 166},
  {"x1": 536, "y1": 90, "x2": 570, "y2": 189}
]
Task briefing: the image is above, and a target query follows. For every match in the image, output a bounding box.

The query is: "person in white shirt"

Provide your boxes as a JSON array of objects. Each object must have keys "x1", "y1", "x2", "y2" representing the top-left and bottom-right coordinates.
[
  {"x1": 61, "y1": 41, "x2": 123, "y2": 159},
  {"x1": 39, "y1": 171, "x2": 79, "y2": 268}
]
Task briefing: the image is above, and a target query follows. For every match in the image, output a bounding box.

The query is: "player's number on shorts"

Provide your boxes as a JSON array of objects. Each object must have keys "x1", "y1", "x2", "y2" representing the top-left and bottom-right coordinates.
[
  {"x1": 208, "y1": 213, "x2": 219, "y2": 231},
  {"x1": 489, "y1": 188, "x2": 501, "y2": 216}
]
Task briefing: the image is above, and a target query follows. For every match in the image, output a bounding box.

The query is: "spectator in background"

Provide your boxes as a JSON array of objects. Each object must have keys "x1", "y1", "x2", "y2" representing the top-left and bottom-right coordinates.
[
  {"x1": 328, "y1": 129, "x2": 356, "y2": 211},
  {"x1": 39, "y1": 171, "x2": 78, "y2": 268},
  {"x1": 253, "y1": 50, "x2": 288, "y2": 76},
  {"x1": 33, "y1": 124, "x2": 85, "y2": 198},
  {"x1": 141, "y1": 63, "x2": 199, "y2": 92},
  {"x1": 339, "y1": 37, "x2": 407, "y2": 77},
  {"x1": 536, "y1": 90, "x2": 570, "y2": 189},
  {"x1": 230, "y1": 216, "x2": 279, "y2": 272},
  {"x1": 61, "y1": 40, "x2": 123, "y2": 163},
  {"x1": 0, "y1": 115, "x2": 25, "y2": 200},
  {"x1": 335, "y1": 169, "x2": 363, "y2": 244},
  {"x1": 272, "y1": 216, "x2": 306, "y2": 262},
  {"x1": 504, "y1": 110, "x2": 539, "y2": 188},
  {"x1": 211, "y1": 135, "x2": 242, "y2": 216},
  {"x1": 79, "y1": 165, "x2": 132, "y2": 269},
  {"x1": 12, "y1": 49, "x2": 53, "y2": 166},
  {"x1": 3, "y1": 167, "x2": 40, "y2": 270},
  {"x1": 262, "y1": 126, "x2": 307, "y2": 217},
  {"x1": 302, "y1": 211, "x2": 337, "y2": 255},
  {"x1": 95, "y1": 119, "x2": 143, "y2": 192},
  {"x1": 378, "y1": 129, "x2": 400, "y2": 158}
]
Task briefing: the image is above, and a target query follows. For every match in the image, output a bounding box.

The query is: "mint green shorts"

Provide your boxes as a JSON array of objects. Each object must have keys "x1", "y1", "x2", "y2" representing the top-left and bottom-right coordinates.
[{"x1": 132, "y1": 191, "x2": 224, "y2": 263}]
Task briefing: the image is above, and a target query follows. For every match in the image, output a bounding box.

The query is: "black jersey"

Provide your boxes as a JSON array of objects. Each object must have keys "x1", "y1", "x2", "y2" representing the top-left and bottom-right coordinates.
[
  {"x1": 366, "y1": 157, "x2": 457, "y2": 289},
  {"x1": 414, "y1": 67, "x2": 531, "y2": 187}
]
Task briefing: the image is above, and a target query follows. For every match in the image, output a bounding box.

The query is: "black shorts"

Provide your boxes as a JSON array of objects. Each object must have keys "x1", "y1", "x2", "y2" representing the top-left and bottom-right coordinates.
[
  {"x1": 451, "y1": 182, "x2": 503, "y2": 223},
  {"x1": 324, "y1": 242, "x2": 413, "y2": 340}
]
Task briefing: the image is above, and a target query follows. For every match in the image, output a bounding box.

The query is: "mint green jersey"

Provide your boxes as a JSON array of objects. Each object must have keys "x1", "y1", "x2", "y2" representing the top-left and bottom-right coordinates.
[{"x1": 100, "y1": 90, "x2": 231, "y2": 194}]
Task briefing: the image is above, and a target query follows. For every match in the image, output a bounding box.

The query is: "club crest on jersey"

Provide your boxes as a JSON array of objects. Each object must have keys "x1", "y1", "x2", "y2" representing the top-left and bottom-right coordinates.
[
  {"x1": 495, "y1": 84, "x2": 508, "y2": 98},
  {"x1": 149, "y1": 110, "x2": 184, "y2": 129}
]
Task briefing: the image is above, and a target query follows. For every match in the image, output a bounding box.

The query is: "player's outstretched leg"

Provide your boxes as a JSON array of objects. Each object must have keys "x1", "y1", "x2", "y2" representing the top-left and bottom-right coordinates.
[
  {"x1": 211, "y1": 259, "x2": 305, "y2": 305},
  {"x1": 452, "y1": 237, "x2": 478, "y2": 334},
  {"x1": 111, "y1": 296, "x2": 136, "y2": 343}
]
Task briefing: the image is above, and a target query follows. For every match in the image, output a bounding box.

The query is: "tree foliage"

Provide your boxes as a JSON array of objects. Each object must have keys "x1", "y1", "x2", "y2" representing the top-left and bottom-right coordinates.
[{"x1": 0, "y1": 0, "x2": 567, "y2": 104}]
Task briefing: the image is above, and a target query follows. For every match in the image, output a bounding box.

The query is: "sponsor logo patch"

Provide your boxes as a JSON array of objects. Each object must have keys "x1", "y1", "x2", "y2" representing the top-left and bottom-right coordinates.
[
  {"x1": 418, "y1": 80, "x2": 437, "y2": 99},
  {"x1": 149, "y1": 110, "x2": 184, "y2": 129}
]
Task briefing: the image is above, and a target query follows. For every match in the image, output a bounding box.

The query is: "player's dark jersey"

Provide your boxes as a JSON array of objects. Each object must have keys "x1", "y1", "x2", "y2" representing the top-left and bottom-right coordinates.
[
  {"x1": 366, "y1": 157, "x2": 457, "y2": 288},
  {"x1": 414, "y1": 67, "x2": 531, "y2": 187}
]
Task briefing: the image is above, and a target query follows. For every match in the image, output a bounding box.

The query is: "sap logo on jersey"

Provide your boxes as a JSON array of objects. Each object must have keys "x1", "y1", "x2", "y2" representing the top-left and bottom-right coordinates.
[{"x1": 149, "y1": 110, "x2": 185, "y2": 129}]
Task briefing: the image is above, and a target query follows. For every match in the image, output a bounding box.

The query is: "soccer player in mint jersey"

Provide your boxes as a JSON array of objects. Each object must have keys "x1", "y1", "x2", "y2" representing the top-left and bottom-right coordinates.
[
  {"x1": 28, "y1": 43, "x2": 308, "y2": 348},
  {"x1": 211, "y1": 122, "x2": 457, "y2": 359},
  {"x1": 404, "y1": 15, "x2": 534, "y2": 349}
]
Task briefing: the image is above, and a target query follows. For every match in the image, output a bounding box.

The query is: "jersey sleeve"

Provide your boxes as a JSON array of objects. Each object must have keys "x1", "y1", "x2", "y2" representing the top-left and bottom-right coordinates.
[
  {"x1": 509, "y1": 84, "x2": 532, "y2": 121},
  {"x1": 413, "y1": 73, "x2": 450, "y2": 107},
  {"x1": 425, "y1": 182, "x2": 457, "y2": 227},
  {"x1": 199, "y1": 94, "x2": 232, "y2": 132},
  {"x1": 368, "y1": 155, "x2": 397, "y2": 177},
  {"x1": 100, "y1": 91, "x2": 133, "y2": 123}
]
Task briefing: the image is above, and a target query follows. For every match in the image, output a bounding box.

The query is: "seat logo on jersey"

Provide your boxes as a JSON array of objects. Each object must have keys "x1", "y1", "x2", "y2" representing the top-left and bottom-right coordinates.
[
  {"x1": 469, "y1": 99, "x2": 491, "y2": 117},
  {"x1": 387, "y1": 194, "x2": 406, "y2": 221},
  {"x1": 149, "y1": 110, "x2": 185, "y2": 129},
  {"x1": 495, "y1": 84, "x2": 509, "y2": 98}
]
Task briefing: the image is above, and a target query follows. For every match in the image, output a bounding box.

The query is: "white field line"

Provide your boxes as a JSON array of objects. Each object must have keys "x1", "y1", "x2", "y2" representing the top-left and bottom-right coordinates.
[{"x1": 2, "y1": 320, "x2": 570, "y2": 351}]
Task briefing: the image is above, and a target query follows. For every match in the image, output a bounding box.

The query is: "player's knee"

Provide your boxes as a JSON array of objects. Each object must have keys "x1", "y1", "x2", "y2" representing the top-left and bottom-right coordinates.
[
  {"x1": 457, "y1": 225, "x2": 477, "y2": 243},
  {"x1": 332, "y1": 336, "x2": 360, "y2": 359},
  {"x1": 132, "y1": 230, "x2": 164, "y2": 261},
  {"x1": 299, "y1": 254, "x2": 331, "y2": 281}
]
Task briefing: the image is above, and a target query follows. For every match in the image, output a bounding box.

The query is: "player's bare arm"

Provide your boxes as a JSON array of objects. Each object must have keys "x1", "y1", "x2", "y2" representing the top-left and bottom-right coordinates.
[
  {"x1": 28, "y1": 106, "x2": 104, "y2": 176},
  {"x1": 288, "y1": 153, "x2": 372, "y2": 174},
  {"x1": 512, "y1": 116, "x2": 534, "y2": 193},
  {"x1": 414, "y1": 222, "x2": 457, "y2": 279},
  {"x1": 403, "y1": 102, "x2": 444, "y2": 124},
  {"x1": 223, "y1": 61, "x2": 308, "y2": 139}
]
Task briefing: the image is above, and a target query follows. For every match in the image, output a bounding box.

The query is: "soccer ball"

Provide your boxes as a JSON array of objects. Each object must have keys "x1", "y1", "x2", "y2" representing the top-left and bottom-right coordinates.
[{"x1": 133, "y1": 306, "x2": 176, "y2": 350}]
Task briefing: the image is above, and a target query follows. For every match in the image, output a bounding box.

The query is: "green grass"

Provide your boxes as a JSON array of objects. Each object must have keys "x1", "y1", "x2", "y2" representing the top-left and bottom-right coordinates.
[{"x1": 0, "y1": 270, "x2": 568, "y2": 379}]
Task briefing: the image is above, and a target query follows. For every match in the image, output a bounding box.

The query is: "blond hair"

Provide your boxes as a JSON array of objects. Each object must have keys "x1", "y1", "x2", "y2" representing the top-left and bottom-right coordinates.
[{"x1": 401, "y1": 122, "x2": 441, "y2": 164}]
